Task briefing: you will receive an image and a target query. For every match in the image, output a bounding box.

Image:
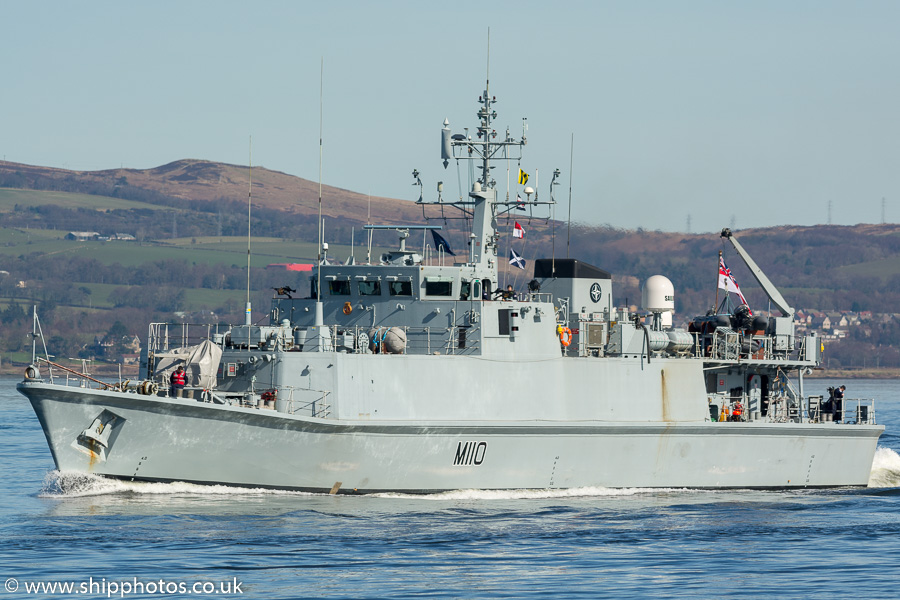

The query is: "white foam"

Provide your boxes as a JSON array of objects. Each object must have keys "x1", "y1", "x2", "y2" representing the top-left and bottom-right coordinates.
[
  {"x1": 373, "y1": 486, "x2": 689, "y2": 500},
  {"x1": 39, "y1": 471, "x2": 314, "y2": 498},
  {"x1": 868, "y1": 446, "x2": 900, "y2": 488}
]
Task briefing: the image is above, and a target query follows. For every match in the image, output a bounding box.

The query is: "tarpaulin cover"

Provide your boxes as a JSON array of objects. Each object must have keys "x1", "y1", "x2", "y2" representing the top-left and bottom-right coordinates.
[{"x1": 153, "y1": 339, "x2": 223, "y2": 389}]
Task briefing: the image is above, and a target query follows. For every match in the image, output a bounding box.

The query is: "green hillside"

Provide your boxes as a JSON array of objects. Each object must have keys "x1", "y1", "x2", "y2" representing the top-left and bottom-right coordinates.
[
  {"x1": 0, "y1": 227, "x2": 387, "y2": 268},
  {"x1": 0, "y1": 188, "x2": 165, "y2": 212}
]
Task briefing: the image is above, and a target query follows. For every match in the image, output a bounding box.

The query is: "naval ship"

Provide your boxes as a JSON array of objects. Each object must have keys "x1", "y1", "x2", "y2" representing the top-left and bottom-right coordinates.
[{"x1": 18, "y1": 78, "x2": 882, "y2": 493}]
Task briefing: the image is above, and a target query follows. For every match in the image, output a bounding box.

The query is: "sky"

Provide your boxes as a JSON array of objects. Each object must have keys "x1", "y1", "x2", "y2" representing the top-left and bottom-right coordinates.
[{"x1": 2, "y1": 1, "x2": 899, "y2": 232}]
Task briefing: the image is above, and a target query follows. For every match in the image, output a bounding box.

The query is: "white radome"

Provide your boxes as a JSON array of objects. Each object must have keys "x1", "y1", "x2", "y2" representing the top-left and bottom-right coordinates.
[{"x1": 642, "y1": 275, "x2": 675, "y2": 313}]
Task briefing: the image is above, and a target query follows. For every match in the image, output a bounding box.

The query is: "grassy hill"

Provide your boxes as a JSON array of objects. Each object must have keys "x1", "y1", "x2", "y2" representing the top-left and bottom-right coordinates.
[
  {"x1": 0, "y1": 188, "x2": 166, "y2": 212},
  {"x1": 0, "y1": 159, "x2": 425, "y2": 225}
]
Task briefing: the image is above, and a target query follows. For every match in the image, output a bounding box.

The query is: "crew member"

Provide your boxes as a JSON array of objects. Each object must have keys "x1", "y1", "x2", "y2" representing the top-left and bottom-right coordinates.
[
  {"x1": 170, "y1": 365, "x2": 186, "y2": 398},
  {"x1": 834, "y1": 385, "x2": 845, "y2": 422},
  {"x1": 731, "y1": 400, "x2": 744, "y2": 422}
]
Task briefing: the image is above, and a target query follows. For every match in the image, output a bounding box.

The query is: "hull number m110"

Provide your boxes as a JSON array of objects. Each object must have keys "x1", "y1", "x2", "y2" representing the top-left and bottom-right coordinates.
[{"x1": 454, "y1": 441, "x2": 487, "y2": 466}]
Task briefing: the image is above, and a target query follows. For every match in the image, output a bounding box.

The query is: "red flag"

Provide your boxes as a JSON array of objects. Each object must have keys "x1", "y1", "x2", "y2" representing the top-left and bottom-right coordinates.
[{"x1": 513, "y1": 222, "x2": 525, "y2": 238}]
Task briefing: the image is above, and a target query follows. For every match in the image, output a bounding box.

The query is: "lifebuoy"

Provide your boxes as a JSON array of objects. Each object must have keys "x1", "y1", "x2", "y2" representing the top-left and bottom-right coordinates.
[
  {"x1": 343, "y1": 302, "x2": 353, "y2": 315},
  {"x1": 558, "y1": 327, "x2": 572, "y2": 347}
]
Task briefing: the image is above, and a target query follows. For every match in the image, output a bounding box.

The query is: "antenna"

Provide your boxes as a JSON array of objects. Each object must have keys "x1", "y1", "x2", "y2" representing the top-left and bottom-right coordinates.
[
  {"x1": 245, "y1": 136, "x2": 252, "y2": 325},
  {"x1": 566, "y1": 133, "x2": 574, "y2": 258},
  {"x1": 317, "y1": 58, "x2": 324, "y2": 302},
  {"x1": 882, "y1": 197, "x2": 886, "y2": 224},
  {"x1": 367, "y1": 190, "x2": 372, "y2": 264},
  {"x1": 486, "y1": 27, "x2": 490, "y2": 88},
  {"x1": 827, "y1": 201, "x2": 832, "y2": 225},
  {"x1": 551, "y1": 168, "x2": 560, "y2": 277},
  {"x1": 307, "y1": 55, "x2": 330, "y2": 351}
]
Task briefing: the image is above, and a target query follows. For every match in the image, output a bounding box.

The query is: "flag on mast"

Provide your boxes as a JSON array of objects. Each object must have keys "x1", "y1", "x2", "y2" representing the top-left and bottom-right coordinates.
[
  {"x1": 513, "y1": 222, "x2": 525, "y2": 238},
  {"x1": 518, "y1": 169, "x2": 529, "y2": 185},
  {"x1": 718, "y1": 256, "x2": 750, "y2": 310},
  {"x1": 509, "y1": 248, "x2": 526, "y2": 270},
  {"x1": 516, "y1": 194, "x2": 526, "y2": 211},
  {"x1": 430, "y1": 229, "x2": 455, "y2": 256}
]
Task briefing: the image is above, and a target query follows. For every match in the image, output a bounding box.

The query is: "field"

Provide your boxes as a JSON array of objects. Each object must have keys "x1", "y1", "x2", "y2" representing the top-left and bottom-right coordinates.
[
  {"x1": 835, "y1": 256, "x2": 900, "y2": 280},
  {"x1": 0, "y1": 188, "x2": 165, "y2": 212},
  {"x1": 0, "y1": 227, "x2": 390, "y2": 267}
]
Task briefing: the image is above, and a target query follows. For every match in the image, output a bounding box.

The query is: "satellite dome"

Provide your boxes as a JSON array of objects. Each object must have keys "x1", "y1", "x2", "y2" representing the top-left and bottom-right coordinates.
[{"x1": 642, "y1": 275, "x2": 675, "y2": 313}]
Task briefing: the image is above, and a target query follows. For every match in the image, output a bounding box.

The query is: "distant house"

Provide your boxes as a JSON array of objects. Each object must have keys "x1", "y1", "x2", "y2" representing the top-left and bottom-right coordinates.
[
  {"x1": 811, "y1": 316, "x2": 830, "y2": 330},
  {"x1": 119, "y1": 354, "x2": 139, "y2": 365},
  {"x1": 123, "y1": 335, "x2": 141, "y2": 352},
  {"x1": 66, "y1": 231, "x2": 100, "y2": 241},
  {"x1": 112, "y1": 233, "x2": 136, "y2": 241},
  {"x1": 94, "y1": 335, "x2": 114, "y2": 349},
  {"x1": 95, "y1": 334, "x2": 141, "y2": 353},
  {"x1": 826, "y1": 313, "x2": 849, "y2": 328}
]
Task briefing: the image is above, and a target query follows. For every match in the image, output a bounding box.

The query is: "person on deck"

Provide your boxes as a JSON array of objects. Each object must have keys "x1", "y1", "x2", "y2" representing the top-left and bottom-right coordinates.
[
  {"x1": 170, "y1": 365, "x2": 186, "y2": 398},
  {"x1": 833, "y1": 385, "x2": 845, "y2": 422}
]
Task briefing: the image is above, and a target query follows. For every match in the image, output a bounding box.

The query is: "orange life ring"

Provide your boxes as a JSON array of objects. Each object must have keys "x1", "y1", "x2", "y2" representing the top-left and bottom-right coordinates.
[
  {"x1": 343, "y1": 302, "x2": 353, "y2": 315},
  {"x1": 558, "y1": 327, "x2": 572, "y2": 347}
]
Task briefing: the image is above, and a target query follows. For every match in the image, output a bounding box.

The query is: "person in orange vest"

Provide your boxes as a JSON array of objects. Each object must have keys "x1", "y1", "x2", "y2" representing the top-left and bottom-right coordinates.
[
  {"x1": 170, "y1": 365, "x2": 186, "y2": 397},
  {"x1": 730, "y1": 400, "x2": 744, "y2": 422}
]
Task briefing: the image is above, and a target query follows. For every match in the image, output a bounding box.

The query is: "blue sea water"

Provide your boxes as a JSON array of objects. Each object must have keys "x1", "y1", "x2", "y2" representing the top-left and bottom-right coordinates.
[{"x1": 2, "y1": 376, "x2": 900, "y2": 600}]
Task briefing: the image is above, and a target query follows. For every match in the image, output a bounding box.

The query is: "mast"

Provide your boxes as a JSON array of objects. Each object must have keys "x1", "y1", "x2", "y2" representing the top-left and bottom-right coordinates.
[
  {"x1": 425, "y1": 42, "x2": 551, "y2": 285},
  {"x1": 434, "y1": 83, "x2": 533, "y2": 276},
  {"x1": 715, "y1": 250, "x2": 722, "y2": 313}
]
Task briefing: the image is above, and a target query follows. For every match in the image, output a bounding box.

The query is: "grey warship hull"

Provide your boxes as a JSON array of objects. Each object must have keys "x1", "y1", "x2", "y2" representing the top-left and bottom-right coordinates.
[{"x1": 19, "y1": 357, "x2": 881, "y2": 492}]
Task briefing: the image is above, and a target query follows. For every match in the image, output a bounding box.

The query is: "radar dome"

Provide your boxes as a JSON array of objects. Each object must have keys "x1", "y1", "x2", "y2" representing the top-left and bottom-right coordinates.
[{"x1": 642, "y1": 275, "x2": 675, "y2": 313}]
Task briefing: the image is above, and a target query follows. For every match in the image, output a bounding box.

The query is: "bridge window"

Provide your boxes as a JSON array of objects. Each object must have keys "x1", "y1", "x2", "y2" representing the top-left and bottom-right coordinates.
[
  {"x1": 389, "y1": 281, "x2": 412, "y2": 296},
  {"x1": 424, "y1": 277, "x2": 452, "y2": 297},
  {"x1": 358, "y1": 280, "x2": 382, "y2": 296},
  {"x1": 329, "y1": 280, "x2": 351, "y2": 296}
]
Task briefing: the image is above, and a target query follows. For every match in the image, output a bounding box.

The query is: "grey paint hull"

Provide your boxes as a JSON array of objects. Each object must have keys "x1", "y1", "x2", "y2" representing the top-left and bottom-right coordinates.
[{"x1": 20, "y1": 382, "x2": 881, "y2": 492}]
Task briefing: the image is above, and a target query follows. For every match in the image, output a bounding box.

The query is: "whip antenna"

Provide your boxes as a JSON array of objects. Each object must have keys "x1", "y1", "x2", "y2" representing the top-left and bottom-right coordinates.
[
  {"x1": 245, "y1": 136, "x2": 252, "y2": 325},
  {"x1": 307, "y1": 56, "x2": 330, "y2": 351},
  {"x1": 566, "y1": 133, "x2": 574, "y2": 258},
  {"x1": 317, "y1": 58, "x2": 324, "y2": 302}
]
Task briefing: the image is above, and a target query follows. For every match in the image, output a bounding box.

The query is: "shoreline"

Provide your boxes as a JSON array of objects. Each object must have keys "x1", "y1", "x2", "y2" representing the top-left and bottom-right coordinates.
[{"x1": 805, "y1": 368, "x2": 900, "y2": 379}]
